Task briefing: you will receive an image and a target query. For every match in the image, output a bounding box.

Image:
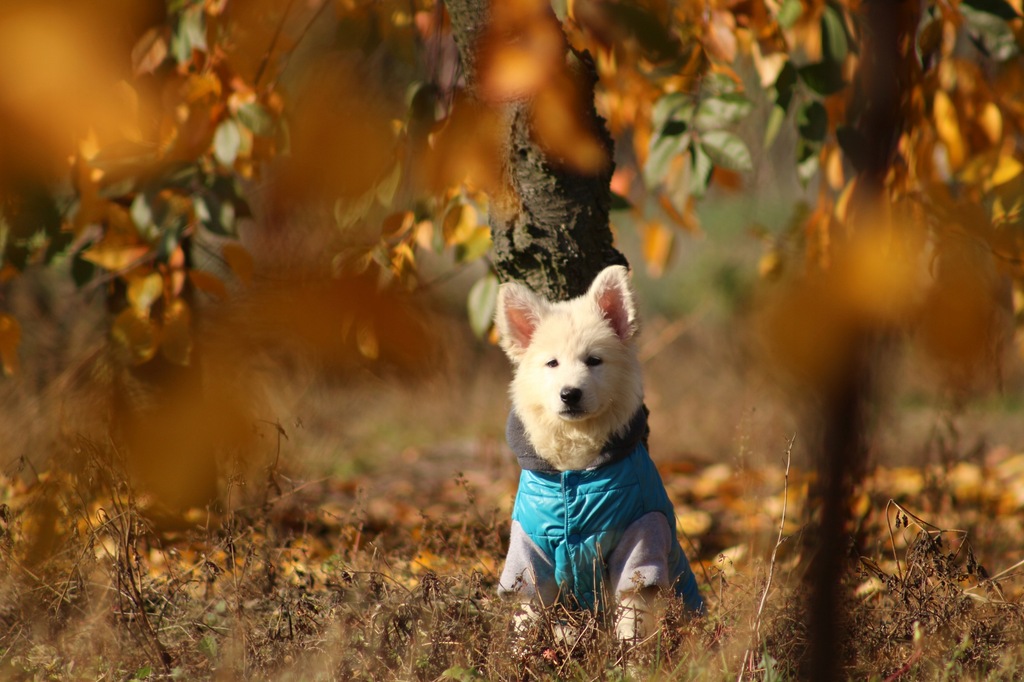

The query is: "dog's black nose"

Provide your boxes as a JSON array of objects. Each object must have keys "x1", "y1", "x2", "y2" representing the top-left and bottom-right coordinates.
[{"x1": 560, "y1": 387, "x2": 583, "y2": 406}]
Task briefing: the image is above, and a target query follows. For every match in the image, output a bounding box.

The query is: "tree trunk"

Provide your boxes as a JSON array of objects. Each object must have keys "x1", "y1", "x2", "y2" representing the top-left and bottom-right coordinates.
[
  {"x1": 445, "y1": 0, "x2": 626, "y2": 300},
  {"x1": 804, "y1": 1, "x2": 920, "y2": 679}
]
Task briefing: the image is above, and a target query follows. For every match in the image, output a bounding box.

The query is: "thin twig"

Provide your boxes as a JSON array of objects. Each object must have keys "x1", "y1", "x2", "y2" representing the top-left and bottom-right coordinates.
[
  {"x1": 738, "y1": 433, "x2": 795, "y2": 682},
  {"x1": 253, "y1": 0, "x2": 297, "y2": 89}
]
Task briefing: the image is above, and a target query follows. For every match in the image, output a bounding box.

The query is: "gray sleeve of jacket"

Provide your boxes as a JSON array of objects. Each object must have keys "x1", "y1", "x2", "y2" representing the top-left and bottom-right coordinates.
[
  {"x1": 607, "y1": 511, "x2": 673, "y2": 597},
  {"x1": 498, "y1": 520, "x2": 558, "y2": 605}
]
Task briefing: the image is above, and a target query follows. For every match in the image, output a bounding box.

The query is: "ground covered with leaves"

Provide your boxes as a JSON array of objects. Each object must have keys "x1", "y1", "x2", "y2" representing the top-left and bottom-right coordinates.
[{"x1": 2, "y1": 422, "x2": 1023, "y2": 682}]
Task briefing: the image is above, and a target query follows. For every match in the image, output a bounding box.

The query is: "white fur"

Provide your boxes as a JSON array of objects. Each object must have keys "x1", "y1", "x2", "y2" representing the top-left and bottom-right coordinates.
[
  {"x1": 495, "y1": 265, "x2": 643, "y2": 472},
  {"x1": 496, "y1": 266, "x2": 680, "y2": 641}
]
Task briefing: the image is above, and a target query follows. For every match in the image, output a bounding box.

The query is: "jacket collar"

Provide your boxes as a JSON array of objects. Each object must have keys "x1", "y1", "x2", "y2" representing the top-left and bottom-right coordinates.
[{"x1": 506, "y1": 406, "x2": 649, "y2": 473}]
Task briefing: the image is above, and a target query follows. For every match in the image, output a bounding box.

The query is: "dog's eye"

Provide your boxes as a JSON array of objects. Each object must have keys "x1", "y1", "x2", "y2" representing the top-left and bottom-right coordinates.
[
  {"x1": 585, "y1": 356, "x2": 603, "y2": 367},
  {"x1": 546, "y1": 359, "x2": 559, "y2": 368}
]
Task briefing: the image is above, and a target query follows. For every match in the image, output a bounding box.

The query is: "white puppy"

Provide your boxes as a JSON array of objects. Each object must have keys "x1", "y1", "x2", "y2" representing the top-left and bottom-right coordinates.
[{"x1": 495, "y1": 265, "x2": 704, "y2": 640}]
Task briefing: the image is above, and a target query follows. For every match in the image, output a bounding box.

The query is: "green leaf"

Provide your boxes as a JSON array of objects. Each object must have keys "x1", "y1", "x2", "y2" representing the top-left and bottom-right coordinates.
[
  {"x1": 963, "y1": 0, "x2": 1020, "y2": 20},
  {"x1": 821, "y1": 5, "x2": 848, "y2": 63},
  {"x1": 441, "y1": 667, "x2": 481, "y2": 682},
  {"x1": 797, "y1": 155, "x2": 819, "y2": 185},
  {"x1": 157, "y1": 218, "x2": 185, "y2": 261},
  {"x1": 961, "y1": 4, "x2": 1019, "y2": 60},
  {"x1": 455, "y1": 227, "x2": 492, "y2": 263},
  {"x1": 213, "y1": 119, "x2": 241, "y2": 166},
  {"x1": 236, "y1": 102, "x2": 275, "y2": 136},
  {"x1": 467, "y1": 273, "x2": 499, "y2": 339},
  {"x1": 798, "y1": 61, "x2": 846, "y2": 96},
  {"x1": 694, "y1": 94, "x2": 754, "y2": 131},
  {"x1": 194, "y1": 192, "x2": 236, "y2": 236},
  {"x1": 651, "y1": 93, "x2": 693, "y2": 136},
  {"x1": 72, "y1": 249, "x2": 97, "y2": 288},
  {"x1": 644, "y1": 131, "x2": 690, "y2": 187},
  {"x1": 689, "y1": 143, "x2": 714, "y2": 198},
  {"x1": 610, "y1": 191, "x2": 632, "y2": 211},
  {"x1": 700, "y1": 131, "x2": 753, "y2": 172},
  {"x1": 170, "y1": 5, "x2": 206, "y2": 64},
  {"x1": 43, "y1": 230, "x2": 73, "y2": 264},
  {"x1": 703, "y1": 72, "x2": 741, "y2": 96},
  {"x1": 797, "y1": 101, "x2": 828, "y2": 143},
  {"x1": 777, "y1": 0, "x2": 803, "y2": 29},
  {"x1": 130, "y1": 193, "x2": 157, "y2": 242},
  {"x1": 764, "y1": 104, "x2": 787, "y2": 148},
  {"x1": 797, "y1": 140, "x2": 820, "y2": 184},
  {"x1": 198, "y1": 635, "x2": 218, "y2": 661},
  {"x1": 774, "y1": 61, "x2": 798, "y2": 110},
  {"x1": 130, "y1": 665, "x2": 153, "y2": 681}
]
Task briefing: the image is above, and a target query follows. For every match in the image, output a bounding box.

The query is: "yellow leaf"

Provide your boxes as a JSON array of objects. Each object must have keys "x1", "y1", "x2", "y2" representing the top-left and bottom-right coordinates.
[
  {"x1": 855, "y1": 576, "x2": 886, "y2": 598},
  {"x1": 161, "y1": 298, "x2": 193, "y2": 366},
  {"x1": 947, "y1": 462, "x2": 983, "y2": 501},
  {"x1": 752, "y1": 42, "x2": 787, "y2": 88},
  {"x1": 222, "y1": 242, "x2": 254, "y2": 286},
  {"x1": 356, "y1": 321, "x2": 379, "y2": 360},
  {"x1": 641, "y1": 220, "x2": 673, "y2": 277},
  {"x1": 825, "y1": 145, "x2": 845, "y2": 191},
  {"x1": 189, "y1": 270, "x2": 228, "y2": 300},
  {"x1": 111, "y1": 308, "x2": 158, "y2": 366},
  {"x1": 839, "y1": 227, "x2": 925, "y2": 324},
  {"x1": 715, "y1": 544, "x2": 747, "y2": 577},
  {"x1": 184, "y1": 72, "x2": 222, "y2": 103},
  {"x1": 81, "y1": 243, "x2": 150, "y2": 272},
  {"x1": 390, "y1": 241, "x2": 416, "y2": 276},
  {"x1": 933, "y1": 90, "x2": 965, "y2": 170},
  {"x1": 834, "y1": 178, "x2": 856, "y2": 223},
  {"x1": 443, "y1": 204, "x2": 479, "y2": 245},
  {"x1": 168, "y1": 246, "x2": 187, "y2": 297},
  {"x1": 676, "y1": 508, "x2": 712, "y2": 537},
  {"x1": 705, "y1": 10, "x2": 737, "y2": 63},
  {"x1": 457, "y1": 226, "x2": 492, "y2": 263},
  {"x1": 979, "y1": 102, "x2": 1002, "y2": 145},
  {"x1": 531, "y1": 81, "x2": 609, "y2": 173},
  {"x1": 0, "y1": 314, "x2": 22, "y2": 376},
  {"x1": 691, "y1": 463, "x2": 732, "y2": 499},
  {"x1": 411, "y1": 549, "x2": 445, "y2": 575},
  {"x1": 382, "y1": 211, "x2": 415, "y2": 237},
  {"x1": 758, "y1": 249, "x2": 783, "y2": 280},
  {"x1": 127, "y1": 272, "x2": 163, "y2": 315},
  {"x1": 988, "y1": 154, "x2": 1023, "y2": 189},
  {"x1": 477, "y1": 7, "x2": 561, "y2": 102},
  {"x1": 414, "y1": 220, "x2": 434, "y2": 250},
  {"x1": 658, "y1": 194, "x2": 700, "y2": 234},
  {"x1": 131, "y1": 26, "x2": 168, "y2": 76}
]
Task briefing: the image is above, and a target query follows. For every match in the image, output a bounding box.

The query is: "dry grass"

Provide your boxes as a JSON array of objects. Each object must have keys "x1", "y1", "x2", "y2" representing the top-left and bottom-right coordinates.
[{"x1": 2, "y1": 417, "x2": 1023, "y2": 681}]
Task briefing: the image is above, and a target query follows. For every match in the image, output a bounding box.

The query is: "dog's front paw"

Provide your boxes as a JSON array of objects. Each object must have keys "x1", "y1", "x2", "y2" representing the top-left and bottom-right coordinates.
[
  {"x1": 614, "y1": 589, "x2": 659, "y2": 641},
  {"x1": 512, "y1": 602, "x2": 541, "y2": 633}
]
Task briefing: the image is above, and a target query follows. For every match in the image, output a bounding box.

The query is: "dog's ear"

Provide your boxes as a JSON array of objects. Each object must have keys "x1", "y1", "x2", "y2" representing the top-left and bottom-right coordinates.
[
  {"x1": 588, "y1": 265, "x2": 637, "y2": 340},
  {"x1": 496, "y1": 281, "x2": 548, "y2": 361}
]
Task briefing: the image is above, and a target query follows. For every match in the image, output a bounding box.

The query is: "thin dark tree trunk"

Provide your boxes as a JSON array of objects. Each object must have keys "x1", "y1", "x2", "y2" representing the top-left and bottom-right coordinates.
[
  {"x1": 445, "y1": 0, "x2": 626, "y2": 300},
  {"x1": 805, "y1": 1, "x2": 920, "y2": 679}
]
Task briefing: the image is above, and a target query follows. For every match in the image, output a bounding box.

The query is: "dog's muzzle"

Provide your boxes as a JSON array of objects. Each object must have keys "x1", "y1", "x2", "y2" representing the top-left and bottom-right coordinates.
[{"x1": 559, "y1": 387, "x2": 587, "y2": 418}]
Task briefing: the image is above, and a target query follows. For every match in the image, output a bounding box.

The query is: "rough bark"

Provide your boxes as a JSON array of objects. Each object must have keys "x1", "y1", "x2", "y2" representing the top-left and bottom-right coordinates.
[{"x1": 445, "y1": 0, "x2": 626, "y2": 301}]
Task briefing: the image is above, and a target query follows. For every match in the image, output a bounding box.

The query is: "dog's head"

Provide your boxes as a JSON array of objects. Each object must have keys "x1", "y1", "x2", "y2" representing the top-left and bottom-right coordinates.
[{"x1": 495, "y1": 265, "x2": 643, "y2": 430}]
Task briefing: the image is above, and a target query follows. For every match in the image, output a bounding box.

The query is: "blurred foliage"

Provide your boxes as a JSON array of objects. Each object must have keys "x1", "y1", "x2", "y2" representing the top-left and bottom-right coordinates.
[{"x1": 0, "y1": 0, "x2": 1023, "y2": 387}]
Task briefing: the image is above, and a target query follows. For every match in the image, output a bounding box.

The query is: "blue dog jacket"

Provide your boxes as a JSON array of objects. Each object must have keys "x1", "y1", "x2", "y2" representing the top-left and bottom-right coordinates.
[{"x1": 500, "y1": 410, "x2": 704, "y2": 614}]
